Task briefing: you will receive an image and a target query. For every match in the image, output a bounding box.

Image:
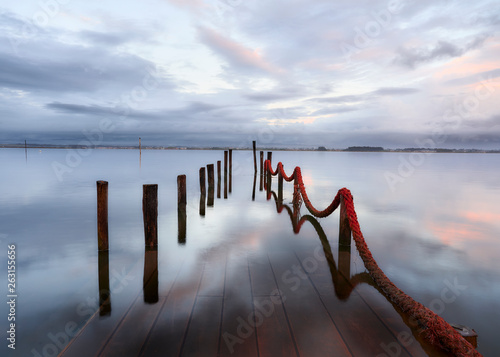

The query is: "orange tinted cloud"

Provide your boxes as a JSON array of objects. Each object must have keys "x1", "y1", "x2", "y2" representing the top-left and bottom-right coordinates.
[{"x1": 198, "y1": 26, "x2": 284, "y2": 75}]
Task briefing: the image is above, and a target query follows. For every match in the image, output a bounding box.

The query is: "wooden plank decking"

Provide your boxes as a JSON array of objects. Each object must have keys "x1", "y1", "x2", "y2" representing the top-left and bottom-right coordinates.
[{"x1": 60, "y1": 240, "x2": 428, "y2": 357}]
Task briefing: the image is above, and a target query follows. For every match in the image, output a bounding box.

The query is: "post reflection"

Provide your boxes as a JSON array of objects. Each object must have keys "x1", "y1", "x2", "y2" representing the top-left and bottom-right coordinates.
[
  {"x1": 262, "y1": 181, "x2": 455, "y2": 356},
  {"x1": 98, "y1": 250, "x2": 111, "y2": 316},
  {"x1": 178, "y1": 205, "x2": 186, "y2": 245},
  {"x1": 143, "y1": 246, "x2": 159, "y2": 304},
  {"x1": 252, "y1": 173, "x2": 257, "y2": 201}
]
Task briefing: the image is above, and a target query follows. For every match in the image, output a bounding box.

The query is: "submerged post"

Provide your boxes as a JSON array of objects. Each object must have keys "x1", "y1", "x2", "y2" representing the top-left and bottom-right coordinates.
[
  {"x1": 207, "y1": 164, "x2": 214, "y2": 189},
  {"x1": 143, "y1": 184, "x2": 158, "y2": 248},
  {"x1": 278, "y1": 171, "x2": 284, "y2": 204},
  {"x1": 224, "y1": 151, "x2": 228, "y2": 199},
  {"x1": 177, "y1": 175, "x2": 187, "y2": 245},
  {"x1": 207, "y1": 164, "x2": 214, "y2": 207},
  {"x1": 199, "y1": 167, "x2": 206, "y2": 196},
  {"x1": 199, "y1": 167, "x2": 206, "y2": 216},
  {"x1": 259, "y1": 151, "x2": 264, "y2": 176},
  {"x1": 217, "y1": 160, "x2": 221, "y2": 199},
  {"x1": 177, "y1": 175, "x2": 186, "y2": 207},
  {"x1": 97, "y1": 180, "x2": 109, "y2": 251},
  {"x1": 229, "y1": 149, "x2": 232, "y2": 193},
  {"x1": 253, "y1": 141, "x2": 257, "y2": 173},
  {"x1": 339, "y1": 195, "x2": 351, "y2": 246}
]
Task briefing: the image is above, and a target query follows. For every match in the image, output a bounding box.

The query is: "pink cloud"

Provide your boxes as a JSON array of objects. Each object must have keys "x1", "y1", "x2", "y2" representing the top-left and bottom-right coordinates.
[{"x1": 198, "y1": 26, "x2": 283, "y2": 75}]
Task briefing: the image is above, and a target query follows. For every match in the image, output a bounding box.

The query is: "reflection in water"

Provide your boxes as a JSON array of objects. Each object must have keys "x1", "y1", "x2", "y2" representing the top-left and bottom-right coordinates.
[
  {"x1": 178, "y1": 205, "x2": 187, "y2": 245},
  {"x1": 143, "y1": 247, "x2": 159, "y2": 304},
  {"x1": 265, "y1": 182, "x2": 453, "y2": 356},
  {"x1": 98, "y1": 250, "x2": 111, "y2": 316},
  {"x1": 199, "y1": 192, "x2": 206, "y2": 216},
  {"x1": 252, "y1": 173, "x2": 257, "y2": 201}
]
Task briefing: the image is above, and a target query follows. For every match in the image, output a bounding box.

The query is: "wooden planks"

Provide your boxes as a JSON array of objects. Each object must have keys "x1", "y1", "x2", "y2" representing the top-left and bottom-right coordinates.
[
  {"x1": 268, "y1": 249, "x2": 352, "y2": 356},
  {"x1": 139, "y1": 262, "x2": 204, "y2": 357}
]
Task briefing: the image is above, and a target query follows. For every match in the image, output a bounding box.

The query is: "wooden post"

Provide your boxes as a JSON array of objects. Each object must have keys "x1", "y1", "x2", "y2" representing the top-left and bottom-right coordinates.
[
  {"x1": 177, "y1": 175, "x2": 186, "y2": 245},
  {"x1": 224, "y1": 151, "x2": 228, "y2": 199},
  {"x1": 217, "y1": 160, "x2": 221, "y2": 199},
  {"x1": 267, "y1": 151, "x2": 272, "y2": 169},
  {"x1": 339, "y1": 196, "x2": 351, "y2": 246},
  {"x1": 207, "y1": 164, "x2": 214, "y2": 207},
  {"x1": 207, "y1": 164, "x2": 214, "y2": 188},
  {"x1": 199, "y1": 167, "x2": 206, "y2": 196},
  {"x1": 278, "y1": 171, "x2": 284, "y2": 205},
  {"x1": 143, "y1": 184, "x2": 158, "y2": 248},
  {"x1": 177, "y1": 175, "x2": 186, "y2": 207},
  {"x1": 259, "y1": 151, "x2": 264, "y2": 176},
  {"x1": 143, "y1": 246, "x2": 159, "y2": 304},
  {"x1": 199, "y1": 167, "x2": 206, "y2": 216},
  {"x1": 229, "y1": 149, "x2": 232, "y2": 193},
  {"x1": 97, "y1": 181, "x2": 109, "y2": 251},
  {"x1": 252, "y1": 141, "x2": 257, "y2": 173},
  {"x1": 98, "y1": 250, "x2": 111, "y2": 316}
]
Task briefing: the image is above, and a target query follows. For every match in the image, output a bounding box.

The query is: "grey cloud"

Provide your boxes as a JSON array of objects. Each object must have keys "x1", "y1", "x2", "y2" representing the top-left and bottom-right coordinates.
[
  {"x1": 310, "y1": 106, "x2": 359, "y2": 116},
  {"x1": 394, "y1": 36, "x2": 488, "y2": 68},
  {"x1": 444, "y1": 68, "x2": 500, "y2": 86},
  {"x1": 308, "y1": 87, "x2": 419, "y2": 104}
]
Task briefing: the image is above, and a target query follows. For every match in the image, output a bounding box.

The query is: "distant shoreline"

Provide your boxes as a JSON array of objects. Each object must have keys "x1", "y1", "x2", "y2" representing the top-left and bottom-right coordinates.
[{"x1": 1, "y1": 144, "x2": 499, "y2": 154}]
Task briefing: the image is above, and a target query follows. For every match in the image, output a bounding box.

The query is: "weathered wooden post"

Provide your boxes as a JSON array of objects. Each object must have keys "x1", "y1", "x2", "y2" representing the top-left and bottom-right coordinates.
[
  {"x1": 339, "y1": 195, "x2": 351, "y2": 246},
  {"x1": 199, "y1": 167, "x2": 206, "y2": 216},
  {"x1": 199, "y1": 167, "x2": 206, "y2": 196},
  {"x1": 207, "y1": 164, "x2": 214, "y2": 207},
  {"x1": 267, "y1": 151, "x2": 272, "y2": 168},
  {"x1": 97, "y1": 180, "x2": 109, "y2": 251},
  {"x1": 229, "y1": 149, "x2": 232, "y2": 193},
  {"x1": 143, "y1": 184, "x2": 158, "y2": 248},
  {"x1": 338, "y1": 196, "x2": 351, "y2": 280},
  {"x1": 143, "y1": 246, "x2": 159, "y2": 304},
  {"x1": 98, "y1": 250, "x2": 111, "y2": 316},
  {"x1": 177, "y1": 175, "x2": 186, "y2": 245},
  {"x1": 259, "y1": 151, "x2": 264, "y2": 176},
  {"x1": 253, "y1": 141, "x2": 257, "y2": 173},
  {"x1": 278, "y1": 170, "x2": 284, "y2": 205},
  {"x1": 217, "y1": 160, "x2": 221, "y2": 199},
  {"x1": 224, "y1": 151, "x2": 228, "y2": 199}
]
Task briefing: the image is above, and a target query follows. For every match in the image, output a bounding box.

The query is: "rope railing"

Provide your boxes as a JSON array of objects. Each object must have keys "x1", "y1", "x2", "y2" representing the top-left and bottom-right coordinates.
[{"x1": 264, "y1": 160, "x2": 481, "y2": 357}]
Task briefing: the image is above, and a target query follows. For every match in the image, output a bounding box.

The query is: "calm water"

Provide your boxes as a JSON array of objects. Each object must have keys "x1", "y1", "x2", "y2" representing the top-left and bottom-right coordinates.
[{"x1": 1, "y1": 148, "x2": 499, "y2": 356}]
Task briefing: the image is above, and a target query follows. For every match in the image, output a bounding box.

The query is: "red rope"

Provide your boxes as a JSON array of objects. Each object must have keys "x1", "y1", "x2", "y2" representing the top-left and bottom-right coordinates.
[{"x1": 264, "y1": 160, "x2": 481, "y2": 357}]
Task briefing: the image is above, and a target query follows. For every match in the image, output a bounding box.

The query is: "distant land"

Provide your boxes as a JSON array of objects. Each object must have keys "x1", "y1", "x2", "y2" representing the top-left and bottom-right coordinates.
[{"x1": 1, "y1": 143, "x2": 500, "y2": 153}]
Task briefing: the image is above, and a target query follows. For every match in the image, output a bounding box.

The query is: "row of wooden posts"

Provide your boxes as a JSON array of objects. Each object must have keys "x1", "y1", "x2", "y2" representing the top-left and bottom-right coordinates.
[{"x1": 96, "y1": 149, "x2": 237, "y2": 250}]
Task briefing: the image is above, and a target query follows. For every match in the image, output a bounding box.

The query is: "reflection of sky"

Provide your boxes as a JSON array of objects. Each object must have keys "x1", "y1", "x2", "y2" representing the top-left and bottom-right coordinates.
[{"x1": 1, "y1": 149, "x2": 499, "y2": 355}]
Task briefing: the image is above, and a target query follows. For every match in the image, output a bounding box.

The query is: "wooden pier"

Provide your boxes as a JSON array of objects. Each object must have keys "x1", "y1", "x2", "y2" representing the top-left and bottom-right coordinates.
[{"x1": 64, "y1": 147, "x2": 473, "y2": 357}]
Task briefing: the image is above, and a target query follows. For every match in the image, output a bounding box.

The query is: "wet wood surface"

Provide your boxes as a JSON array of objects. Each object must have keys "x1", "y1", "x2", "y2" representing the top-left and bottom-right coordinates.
[{"x1": 61, "y1": 244, "x2": 428, "y2": 357}]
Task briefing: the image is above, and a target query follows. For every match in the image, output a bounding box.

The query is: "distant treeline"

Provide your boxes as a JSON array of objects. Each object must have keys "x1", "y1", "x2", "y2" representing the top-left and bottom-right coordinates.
[{"x1": 344, "y1": 146, "x2": 385, "y2": 152}]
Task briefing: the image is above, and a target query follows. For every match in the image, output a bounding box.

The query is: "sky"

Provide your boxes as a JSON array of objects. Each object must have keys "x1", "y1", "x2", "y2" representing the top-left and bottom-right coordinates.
[{"x1": 0, "y1": 0, "x2": 499, "y2": 149}]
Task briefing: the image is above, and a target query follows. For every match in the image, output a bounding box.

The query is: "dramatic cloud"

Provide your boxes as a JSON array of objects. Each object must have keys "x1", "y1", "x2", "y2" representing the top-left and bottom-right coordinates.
[{"x1": 0, "y1": 1, "x2": 499, "y2": 149}]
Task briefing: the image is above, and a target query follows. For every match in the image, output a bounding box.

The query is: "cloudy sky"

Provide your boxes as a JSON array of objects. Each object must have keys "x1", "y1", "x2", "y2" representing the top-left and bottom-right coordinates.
[{"x1": 1, "y1": 0, "x2": 499, "y2": 149}]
